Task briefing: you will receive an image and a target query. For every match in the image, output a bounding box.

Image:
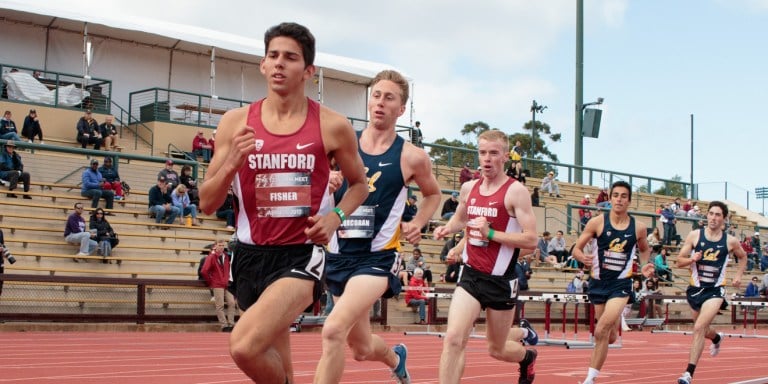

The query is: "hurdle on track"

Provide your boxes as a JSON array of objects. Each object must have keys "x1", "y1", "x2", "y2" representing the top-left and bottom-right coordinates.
[
  {"x1": 724, "y1": 299, "x2": 768, "y2": 339},
  {"x1": 402, "y1": 290, "x2": 487, "y2": 339},
  {"x1": 650, "y1": 297, "x2": 692, "y2": 335}
]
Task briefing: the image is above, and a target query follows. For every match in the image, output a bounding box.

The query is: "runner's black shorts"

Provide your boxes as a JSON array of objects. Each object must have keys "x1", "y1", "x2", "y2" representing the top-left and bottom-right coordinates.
[
  {"x1": 231, "y1": 242, "x2": 324, "y2": 311},
  {"x1": 686, "y1": 285, "x2": 728, "y2": 312},
  {"x1": 588, "y1": 278, "x2": 634, "y2": 305},
  {"x1": 457, "y1": 265, "x2": 519, "y2": 311}
]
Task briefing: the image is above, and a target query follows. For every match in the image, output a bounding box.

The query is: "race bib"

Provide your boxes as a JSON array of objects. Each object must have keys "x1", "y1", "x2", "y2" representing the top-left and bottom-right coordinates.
[
  {"x1": 337, "y1": 205, "x2": 376, "y2": 238},
  {"x1": 254, "y1": 172, "x2": 311, "y2": 218}
]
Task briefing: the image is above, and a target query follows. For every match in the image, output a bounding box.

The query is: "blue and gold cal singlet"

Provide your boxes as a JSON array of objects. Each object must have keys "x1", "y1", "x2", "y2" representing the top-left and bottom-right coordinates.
[
  {"x1": 589, "y1": 213, "x2": 637, "y2": 280},
  {"x1": 689, "y1": 230, "x2": 729, "y2": 288}
]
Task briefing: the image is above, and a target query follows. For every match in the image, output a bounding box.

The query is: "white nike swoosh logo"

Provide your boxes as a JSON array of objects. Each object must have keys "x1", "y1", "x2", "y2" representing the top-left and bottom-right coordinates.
[
  {"x1": 624, "y1": 234, "x2": 632, "y2": 238},
  {"x1": 489, "y1": 202, "x2": 498, "y2": 206},
  {"x1": 378, "y1": 162, "x2": 392, "y2": 167},
  {"x1": 296, "y1": 143, "x2": 314, "y2": 150}
]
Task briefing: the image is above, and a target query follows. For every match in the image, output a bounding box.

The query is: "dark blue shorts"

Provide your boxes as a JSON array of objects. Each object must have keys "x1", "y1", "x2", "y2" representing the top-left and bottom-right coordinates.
[
  {"x1": 588, "y1": 278, "x2": 634, "y2": 305},
  {"x1": 457, "y1": 265, "x2": 519, "y2": 310},
  {"x1": 686, "y1": 285, "x2": 728, "y2": 312},
  {"x1": 232, "y1": 242, "x2": 324, "y2": 311},
  {"x1": 325, "y1": 250, "x2": 402, "y2": 299}
]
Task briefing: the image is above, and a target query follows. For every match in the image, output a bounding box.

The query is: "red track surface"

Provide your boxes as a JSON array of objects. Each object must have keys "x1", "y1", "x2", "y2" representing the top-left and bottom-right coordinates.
[{"x1": 2, "y1": 331, "x2": 767, "y2": 383}]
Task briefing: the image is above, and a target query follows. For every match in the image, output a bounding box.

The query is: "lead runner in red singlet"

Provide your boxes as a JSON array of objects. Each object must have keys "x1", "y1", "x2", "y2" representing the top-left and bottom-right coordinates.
[
  {"x1": 433, "y1": 130, "x2": 539, "y2": 384},
  {"x1": 199, "y1": 22, "x2": 368, "y2": 384}
]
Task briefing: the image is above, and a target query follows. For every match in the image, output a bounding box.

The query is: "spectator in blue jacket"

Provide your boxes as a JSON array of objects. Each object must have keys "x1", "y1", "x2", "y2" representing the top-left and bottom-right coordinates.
[
  {"x1": 81, "y1": 159, "x2": 114, "y2": 211},
  {"x1": 0, "y1": 111, "x2": 21, "y2": 142},
  {"x1": 148, "y1": 175, "x2": 180, "y2": 227},
  {"x1": 660, "y1": 203, "x2": 679, "y2": 246},
  {"x1": 171, "y1": 184, "x2": 201, "y2": 226},
  {"x1": 744, "y1": 277, "x2": 761, "y2": 297}
]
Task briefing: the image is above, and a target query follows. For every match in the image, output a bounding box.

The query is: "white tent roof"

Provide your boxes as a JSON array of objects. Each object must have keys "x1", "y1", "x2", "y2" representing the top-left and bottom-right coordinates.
[{"x1": 0, "y1": 0, "x2": 403, "y2": 84}]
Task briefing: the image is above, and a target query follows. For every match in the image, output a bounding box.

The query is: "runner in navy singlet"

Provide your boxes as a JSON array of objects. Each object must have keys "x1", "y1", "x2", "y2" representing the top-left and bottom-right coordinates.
[
  {"x1": 314, "y1": 70, "x2": 441, "y2": 384},
  {"x1": 572, "y1": 180, "x2": 650, "y2": 384},
  {"x1": 433, "y1": 129, "x2": 539, "y2": 384},
  {"x1": 674, "y1": 201, "x2": 746, "y2": 384},
  {"x1": 199, "y1": 23, "x2": 368, "y2": 384}
]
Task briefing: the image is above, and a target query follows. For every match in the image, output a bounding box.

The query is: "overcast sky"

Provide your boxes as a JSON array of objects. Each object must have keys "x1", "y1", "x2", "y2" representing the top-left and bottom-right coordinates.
[{"x1": 33, "y1": 0, "x2": 768, "y2": 214}]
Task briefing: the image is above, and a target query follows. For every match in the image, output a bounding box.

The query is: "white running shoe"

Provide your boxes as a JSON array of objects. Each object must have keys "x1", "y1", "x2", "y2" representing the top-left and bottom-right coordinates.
[
  {"x1": 678, "y1": 371, "x2": 692, "y2": 384},
  {"x1": 710, "y1": 332, "x2": 723, "y2": 357}
]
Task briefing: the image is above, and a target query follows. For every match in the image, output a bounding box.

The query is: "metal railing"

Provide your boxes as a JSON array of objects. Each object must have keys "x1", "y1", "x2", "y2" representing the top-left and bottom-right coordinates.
[
  {"x1": 128, "y1": 88, "x2": 249, "y2": 128},
  {"x1": 1, "y1": 63, "x2": 112, "y2": 113},
  {"x1": 109, "y1": 100, "x2": 153, "y2": 154}
]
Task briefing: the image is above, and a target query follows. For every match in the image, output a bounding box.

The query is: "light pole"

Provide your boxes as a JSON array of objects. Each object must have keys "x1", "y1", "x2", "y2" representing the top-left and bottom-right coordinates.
[{"x1": 530, "y1": 100, "x2": 547, "y2": 158}]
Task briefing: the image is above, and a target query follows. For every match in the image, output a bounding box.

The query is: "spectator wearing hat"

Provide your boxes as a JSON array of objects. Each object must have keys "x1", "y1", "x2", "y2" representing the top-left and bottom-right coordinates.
[
  {"x1": 158, "y1": 159, "x2": 180, "y2": 189},
  {"x1": 81, "y1": 159, "x2": 114, "y2": 211},
  {"x1": 441, "y1": 192, "x2": 459, "y2": 220},
  {"x1": 0, "y1": 141, "x2": 31, "y2": 198},
  {"x1": 98, "y1": 156, "x2": 124, "y2": 200},
  {"x1": 99, "y1": 115, "x2": 119, "y2": 151},
  {"x1": 21, "y1": 109, "x2": 44, "y2": 143},
  {"x1": 459, "y1": 162, "x2": 472, "y2": 185},
  {"x1": 192, "y1": 130, "x2": 213, "y2": 162},
  {"x1": 0, "y1": 110, "x2": 21, "y2": 142},
  {"x1": 76, "y1": 110, "x2": 102, "y2": 150},
  {"x1": 579, "y1": 194, "x2": 592, "y2": 232},
  {"x1": 402, "y1": 194, "x2": 418, "y2": 222},
  {"x1": 541, "y1": 171, "x2": 561, "y2": 197},
  {"x1": 148, "y1": 175, "x2": 180, "y2": 227}
]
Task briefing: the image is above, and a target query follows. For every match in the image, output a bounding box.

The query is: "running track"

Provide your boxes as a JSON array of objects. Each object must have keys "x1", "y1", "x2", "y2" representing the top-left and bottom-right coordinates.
[{"x1": 1, "y1": 331, "x2": 767, "y2": 383}]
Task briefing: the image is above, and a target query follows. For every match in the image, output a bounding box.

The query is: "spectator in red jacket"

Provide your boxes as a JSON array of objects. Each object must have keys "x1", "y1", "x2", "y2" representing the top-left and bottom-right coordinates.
[
  {"x1": 459, "y1": 162, "x2": 472, "y2": 185},
  {"x1": 405, "y1": 267, "x2": 430, "y2": 324},
  {"x1": 192, "y1": 130, "x2": 213, "y2": 163},
  {"x1": 201, "y1": 239, "x2": 236, "y2": 332}
]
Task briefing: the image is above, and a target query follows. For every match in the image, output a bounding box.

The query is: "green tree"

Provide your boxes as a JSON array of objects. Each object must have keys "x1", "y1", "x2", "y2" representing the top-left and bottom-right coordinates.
[
  {"x1": 428, "y1": 138, "x2": 476, "y2": 168},
  {"x1": 653, "y1": 175, "x2": 686, "y2": 197}
]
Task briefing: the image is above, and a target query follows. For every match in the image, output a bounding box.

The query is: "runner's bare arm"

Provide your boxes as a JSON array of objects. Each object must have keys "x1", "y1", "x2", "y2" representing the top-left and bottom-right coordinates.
[
  {"x1": 400, "y1": 143, "x2": 441, "y2": 244},
  {"x1": 572, "y1": 215, "x2": 601, "y2": 267},
  {"x1": 675, "y1": 230, "x2": 701, "y2": 268},
  {"x1": 433, "y1": 180, "x2": 475, "y2": 240},
  {"x1": 200, "y1": 109, "x2": 252, "y2": 214},
  {"x1": 729, "y1": 234, "x2": 748, "y2": 288},
  {"x1": 304, "y1": 111, "x2": 367, "y2": 244},
  {"x1": 635, "y1": 221, "x2": 651, "y2": 266}
]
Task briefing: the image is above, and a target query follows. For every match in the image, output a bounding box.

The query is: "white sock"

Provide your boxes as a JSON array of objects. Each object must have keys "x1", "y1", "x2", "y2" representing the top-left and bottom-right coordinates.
[{"x1": 586, "y1": 367, "x2": 600, "y2": 381}]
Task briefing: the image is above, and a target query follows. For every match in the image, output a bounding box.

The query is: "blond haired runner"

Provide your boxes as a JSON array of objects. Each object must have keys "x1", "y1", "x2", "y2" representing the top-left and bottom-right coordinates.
[
  {"x1": 433, "y1": 129, "x2": 539, "y2": 384},
  {"x1": 313, "y1": 69, "x2": 441, "y2": 384}
]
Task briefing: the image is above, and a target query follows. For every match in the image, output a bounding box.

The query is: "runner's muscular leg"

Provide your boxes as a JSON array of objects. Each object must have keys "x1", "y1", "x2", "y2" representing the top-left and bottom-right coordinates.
[
  {"x1": 230, "y1": 277, "x2": 314, "y2": 383},
  {"x1": 315, "y1": 275, "x2": 388, "y2": 384},
  {"x1": 485, "y1": 308, "x2": 526, "y2": 362},
  {"x1": 688, "y1": 298, "x2": 723, "y2": 364},
  {"x1": 439, "y1": 287, "x2": 483, "y2": 384},
  {"x1": 590, "y1": 297, "x2": 628, "y2": 369}
]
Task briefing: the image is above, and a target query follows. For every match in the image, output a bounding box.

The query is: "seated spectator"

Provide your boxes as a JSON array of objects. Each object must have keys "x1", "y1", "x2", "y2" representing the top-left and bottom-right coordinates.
[
  {"x1": 81, "y1": 159, "x2": 114, "y2": 212},
  {"x1": 98, "y1": 156, "x2": 124, "y2": 200},
  {"x1": 89, "y1": 208, "x2": 119, "y2": 261},
  {"x1": 653, "y1": 246, "x2": 673, "y2": 282},
  {"x1": 540, "y1": 171, "x2": 561, "y2": 197},
  {"x1": 441, "y1": 192, "x2": 459, "y2": 220},
  {"x1": 64, "y1": 203, "x2": 97, "y2": 260},
  {"x1": 647, "y1": 227, "x2": 661, "y2": 247},
  {"x1": 148, "y1": 175, "x2": 180, "y2": 227},
  {"x1": 158, "y1": 159, "x2": 180, "y2": 189},
  {"x1": 200, "y1": 238, "x2": 236, "y2": 332},
  {"x1": 567, "y1": 271, "x2": 585, "y2": 293},
  {"x1": 192, "y1": 130, "x2": 213, "y2": 162},
  {"x1": 744, "y1": 276, "x2": 761, "y2": 297},
  {"x1": 400, "y1": 248, "x2": 432, "y2": 286},
  {"x1": 640, "y1": 278, "x2": 663, "y2": 316},
  {"x1": 179, "y1": 165, "x2": 200, "y2": 206},
  {"x1": 402, "y1": 195, "x2": 417, "y2": 222},
  {"x1": 687, "y1": 203, "x2": 700, "y2": 217},
  {"x1": 578, "y1": 194, "x2": 592, "y2": 231},
  {"x1": 682, "y1": 199, "x2": 693, "y2": 213},
  {"x1": 516, "y1": 254, "x2": 533, "y2": 292},
  {"x1": 0, "y1": 141, "x2": 31, "y2": 198},
  {"x1": 532, "y1": 231, "x2": 551, "y2": 266},
  {"x1": 547, "y1": 230, "x2": 569, "y2": 263},
  {"x1": 530, "y1": 187, "x2": 540, "y2": 207},
  {"x1": 443, "y1": 256, "x2": 462, "y2": 283},
  {"x1": 459, "y1": 162, "x2": 472, "y2": 185},
  {"x1": 216, "y1": 187, "x2": 236, "y2": 229},
  {"x1": 99, "y1": 115, "x2": 119, "y2": 151},
  {"x1": 405, "y1": 267, "x2": 429, "y2": 324},
  {"x1": 76, "y1": 110, "x2": 102, "y2": 150},
  {"x1": 21, "y1": 109, "x2": 43, "y2": 143},
  {"x1": 439, "y1": 231, "x2": 463, "y2": 263},
  {"x1": 595, "y1": 188, "x2": 609, "y2": 208},
  {"x1": 172, "y1": 184, "x2": 201, "y2": 226},
  {"x1": 742, "y1": 235, "x2": 757, "y2": 272},
  {"x1": 0, "y1": 110, "x2": 21, "y2": 142},
  {"x1": 506, "y1": 161, "x2": 526, "y2": 184}
]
